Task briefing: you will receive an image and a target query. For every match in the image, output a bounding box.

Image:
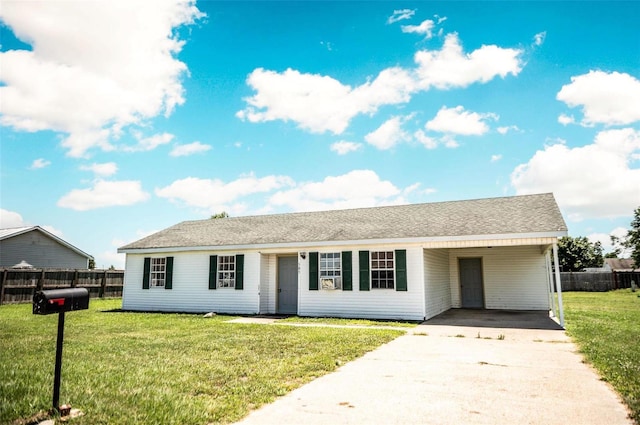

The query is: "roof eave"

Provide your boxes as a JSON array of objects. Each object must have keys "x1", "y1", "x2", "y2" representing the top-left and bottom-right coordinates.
[{"x1": 117, "y1": 230, "x2": 568, "y2": 254}]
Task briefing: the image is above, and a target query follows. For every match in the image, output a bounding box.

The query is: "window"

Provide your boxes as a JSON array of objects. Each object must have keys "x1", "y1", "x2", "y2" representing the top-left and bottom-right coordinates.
[
  {"x1": 319, "y1": 252, "x2": 342, "y2": 290},
  {"x1": 143, "y1": 257, "x2": 173, "y2": 290},
  {"x1": 150, "y1": 257, "x2": 166, "y2": 288},
  {"x1": 371, "y1": 251, "x2": 394, "y2": 289},
  {"x1": 217, "y1": 255, "x2": 236, "y2": 288}
]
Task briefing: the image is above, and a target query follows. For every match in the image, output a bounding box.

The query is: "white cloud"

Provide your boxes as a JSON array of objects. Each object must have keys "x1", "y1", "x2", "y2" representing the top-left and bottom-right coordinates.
[
  {"x1": 441, "y1": 135, "x2": 459, "y2": 148},
  {"x1": 497, "y1": 125, "x2": 521, "y2": 135},
  {"x1": 96, "y1": 238, "x2": 129, "y2": 269},
  {"x1": 365, "y1": 116, "x2": 410, "y2": 150},
  {"x1": 80, "y1": 162, "x2": 118, "y2": 177},
  {"x1": 41, "y1": 225, "x2": 64, "y2": 238},
  {"x1": 330, "y1": 141, "x2": 362, "y2": 155},
  {"x1": 414, "y1": 129, "x2": 438, "y2": 149},
  {"x1": 237, "y1": 67, "x2": 414, "y2": 134},
  {"x1": 0, "y1": 1, "x2": 203, "y2": 157},
  {"x1": 157, "y1": 170, "x2": 423, "y2": 215},
  {"x1": 511, "y1": 128, "x2": 640, "y2": 220},
  {"x1": 170, "y1": 141, "x2": 211, "y2": 157},
  {"x1": 403, "y1": 182, "x2": 421, "y2": 195},
  {"x1": 425, "y1": 105, "x2": 497, "y2": 135},
  {"x1": 401, "y1": 20, "x2": 435, "y2": 38},
  {"x1": 155, "y1": 173, "x2": 295, "y2": 213},
  {"x1": 588, "y1": 227, "x2": 631, "y2": 255},
  {"x1": 533, "y1": 31, "x2": 546, "y2": 46},
  {"x1": 124, "y1": 132, "x2": 174, "y2": 152},
  {"x1": 58, "y1": 180, "x2": 150, "y2": 211},
  {"x1": 491, "y1": 154, "x2": 502, "y2": 162},
  {"x1": 434, "y1": 15, "x2": 447, "y2": 25},
  {"x1": 60, "y1": 128, "x2": 114, "y2": 158},
  {"x1": 30, "y1": 158, "x2": 51, "y2": 169},
  {"x1": 0, "y1": 208, "x2": 63, "y2": 236},
  {"x1": 387, "y1": 9, "x2": 416, "y2": 24},
  {"x1": 97, "y1": 250, "x2": 125, "y2": 270},
  {"x1": 414, "y1": 33, "x2": 523, "y2": 90},
  {"x1": 557, "y1": 71, "x2": 640, "y2": 126},
  {"x1": 268, "y1": 170, "x2": 406, "y2": 212},
  {"x1": 0, "y1": 209, "x2": 25, "y2": 228},
  {"x1": 557, "y1": 114, "x2": 575, "y2": 126},
  {"x1": 238, "y1": 33, "x2": 522, "y2": 135}
]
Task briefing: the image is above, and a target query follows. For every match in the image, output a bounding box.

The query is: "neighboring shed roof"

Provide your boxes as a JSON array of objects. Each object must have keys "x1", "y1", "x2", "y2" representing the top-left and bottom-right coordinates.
[
  {"x1": 604, "y1": 258, "x2": 637, "y2": 271},
  {"x1": 0, "y1": 226, "x2": 93, "y2": 260},
  {"x1": 0, "y1": 226, "x2": 33, "y2": 240},
  {"x1": 120, "y1": 193, "x2": 567, "y2": 252}
]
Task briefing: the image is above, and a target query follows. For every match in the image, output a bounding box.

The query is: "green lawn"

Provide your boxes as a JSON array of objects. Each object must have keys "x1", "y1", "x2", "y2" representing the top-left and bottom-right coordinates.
[
  {"x1": 564, "y1": 289, "x2": 640, "y2": 424},
  {"x1": 0, "y1": 299, "x2": 402, "y2": 425}
]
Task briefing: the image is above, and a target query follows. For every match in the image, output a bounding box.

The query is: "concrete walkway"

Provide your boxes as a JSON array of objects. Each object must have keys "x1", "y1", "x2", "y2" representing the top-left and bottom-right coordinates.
[{"x1": 234, "y1": 314, "x2": 632, "y2": 425}]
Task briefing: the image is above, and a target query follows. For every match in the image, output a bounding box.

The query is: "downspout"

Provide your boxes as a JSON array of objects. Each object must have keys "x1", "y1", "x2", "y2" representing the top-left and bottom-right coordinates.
[{"x1": 552, "y1": 241, "x2": 565, "y2": 327}]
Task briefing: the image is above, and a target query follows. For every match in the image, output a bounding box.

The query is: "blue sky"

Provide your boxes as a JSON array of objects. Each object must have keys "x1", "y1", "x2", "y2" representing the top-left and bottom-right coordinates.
[{"x1": 1, "y1": 1, "x2": 639, "y2": 268}]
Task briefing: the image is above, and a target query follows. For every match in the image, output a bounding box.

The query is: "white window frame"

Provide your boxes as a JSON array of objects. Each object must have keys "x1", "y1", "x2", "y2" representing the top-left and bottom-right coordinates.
[
  {"x1": 217, "y1": 255, "x2": 236, "y2": 288},
  {"x1": 371, "y1": 251, "x2": 395, "y2": 289},
  {"x1": 150, "y1": 257, "x2": 166, "y2": 288},
  {"x1": 320, "y1": 252, "x2": 342, "y2": 290}
]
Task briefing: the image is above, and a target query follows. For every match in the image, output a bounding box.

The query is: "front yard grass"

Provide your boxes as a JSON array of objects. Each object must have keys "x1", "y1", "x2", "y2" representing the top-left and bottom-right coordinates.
[
  {"x1": 564, "y1": 289, "x2": 640, "y2": 424},
  {"x1": 0, "y1": 299, "x2": 402, "y2": 425}
]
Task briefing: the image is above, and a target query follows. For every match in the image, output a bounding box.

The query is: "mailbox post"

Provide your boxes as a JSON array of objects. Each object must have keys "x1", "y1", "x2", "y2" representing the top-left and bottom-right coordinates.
[{"x1": 33, "y1": 288, "x2": 89, "y2": 414}]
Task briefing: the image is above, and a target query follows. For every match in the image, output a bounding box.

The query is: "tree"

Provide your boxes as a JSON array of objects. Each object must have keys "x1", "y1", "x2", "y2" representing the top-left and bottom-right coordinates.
[
  {"x1": 611, "y1": 206, "x2": 640, "y2": 265},
  {"x1": 210, "y1": 211, "x2": 229, "y2": 219},
  {"x1": 629, "y1": 207, "x2": 640, "y2": 266},
  {"x1": 88, "y1": 258, "x2": 96, "y2": 269},
  {"x1": 557, "y1": 236, "x2": 604, "y2": 272}
]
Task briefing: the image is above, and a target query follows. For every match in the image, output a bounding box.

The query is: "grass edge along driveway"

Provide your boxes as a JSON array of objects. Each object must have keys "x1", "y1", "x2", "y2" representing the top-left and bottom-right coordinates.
[
  {"x1": 564, "y1": 289, "x2": 640, "y2": 424},
  {"x1": 0, "y1": 299, "x2": 403, "y2": 425}
]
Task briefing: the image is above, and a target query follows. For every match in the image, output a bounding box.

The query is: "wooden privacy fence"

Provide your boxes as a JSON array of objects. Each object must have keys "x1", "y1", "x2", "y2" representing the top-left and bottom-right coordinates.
[
  {"x1": 557, "y1": 271, "x2": 640, "y2": 292},
  {"x1": 0, "y1": 268, "x2": 124, "y2": 305}
]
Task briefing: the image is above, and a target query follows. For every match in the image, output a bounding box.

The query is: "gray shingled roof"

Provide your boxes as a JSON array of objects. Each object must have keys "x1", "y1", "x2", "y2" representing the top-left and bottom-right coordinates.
[{"x1": 119, "y1": 193, "x2": 567, "y2": 251}]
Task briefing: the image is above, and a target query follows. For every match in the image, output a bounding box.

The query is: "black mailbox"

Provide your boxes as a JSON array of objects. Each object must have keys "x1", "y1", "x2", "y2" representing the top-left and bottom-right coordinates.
[{"x1": 33, "y1": 288, "x2": 90, "y2": 315}]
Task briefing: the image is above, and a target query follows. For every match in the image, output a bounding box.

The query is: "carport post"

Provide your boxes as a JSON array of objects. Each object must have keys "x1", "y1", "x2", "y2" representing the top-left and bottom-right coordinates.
[
  {"x1": 545, "y1": 251, "x2": 558, "y2": 319},
  {"x1": 552, "y1": 242, "x2": 565, "y2": 327}
]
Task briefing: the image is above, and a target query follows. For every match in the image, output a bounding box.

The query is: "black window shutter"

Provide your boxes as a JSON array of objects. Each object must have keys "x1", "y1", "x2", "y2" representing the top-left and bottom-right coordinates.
[
  {"x1": 359, "y1": 251, "x2": 370, "y2": 291},
  {"x1": 342, "y1": 251, "x2": 352, "y2": 291},
  {"x1": 142, "y1": 257, "x2": 150, "y2": 289},
  {"x1": 395, "y1": 250, "x2": 407, "y2": 291},
  {"x1": 209, "y1": 255, "x2": 218, "y2": 290},
  {"x1": 235, "y1": 254, "x2": 244, "y2": 290},
  {"x1": 309, "y1": 252, "x2": 318, "y2": 290},
  {"x1": 165, "y1": 257, "x2": 174, "y2": 289}
]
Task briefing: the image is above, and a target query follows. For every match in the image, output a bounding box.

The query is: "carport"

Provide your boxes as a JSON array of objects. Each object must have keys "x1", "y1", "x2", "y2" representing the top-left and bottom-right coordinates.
[{"x1": 424, "y1": 308, "x2": 564, "y2": 330}]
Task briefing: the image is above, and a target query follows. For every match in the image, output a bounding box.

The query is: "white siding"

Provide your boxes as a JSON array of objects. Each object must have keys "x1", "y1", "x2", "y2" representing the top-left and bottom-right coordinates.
[
  {"x1": 448, "y1": 246, "x2": 549, "y2": 310},
  {"x1": 122, "y1": 240, "x2": 554, "y2": 318},
  {"x1": 423, "y1": 249, "x2": 451, "y2": 319},
  {"x1": 122, "y1": 251, "x2": 260, "y2": 314},
  {"x1": 259, "y1": 254, "x2": 276, "y2": 314},
  {"x1": 297, "y1": 246, "x2": 425, "y2": 321}
]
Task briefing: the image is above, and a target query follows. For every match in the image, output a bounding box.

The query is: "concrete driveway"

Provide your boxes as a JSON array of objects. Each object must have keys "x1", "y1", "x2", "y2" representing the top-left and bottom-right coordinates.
[{"x1": 235, "y1": 310, "x2": 632, "y2": 425}]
